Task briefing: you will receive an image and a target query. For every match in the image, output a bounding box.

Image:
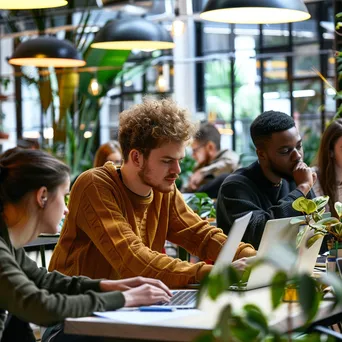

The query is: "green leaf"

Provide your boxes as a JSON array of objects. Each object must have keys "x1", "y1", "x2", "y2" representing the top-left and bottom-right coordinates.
[
  {"x1": 316, "y1": 217, "x2": 339, "y2": 226},
  {"x1": 290, "y1": 217, "x2": 306, "y2": 225},
  {"x1": 271, "y1": 271, "x2": 287, "y2": 309},
  {"x1": 193, "y1": 332, "x2": 215, "y2": 342},
  {"x1": 207, "y1": 273, "x2": 226, "y2": 300},
  {"x1": 243, "y1": 304, "x2": 269, "y2": 337},
  {"x1": 292, "y1": 197, "x2": 317, "y2": 214},
  {"x1": 335, "y1": 202, "x2": 342, "y2": 218},
  {"x1": 292, "y1": 197, "x2": 307, "y2": 212},
  {"x1": 298, "y1": 274, "x2": 321, "y2": 322},
  {"x1": 313, "y1": 196, "x2": 329, "y2": 210},
  {"x1": 306, "y1": 233, "x2": 325, "y2": 248},
  {"x1": 296, "y1": 226, "x2": 308, "y2": 249},
  {"x1": 305, "y1": 201, "x2": 318, "y2": 214}
]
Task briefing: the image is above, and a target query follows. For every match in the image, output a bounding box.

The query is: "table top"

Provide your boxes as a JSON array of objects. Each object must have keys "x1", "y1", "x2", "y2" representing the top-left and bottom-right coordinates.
[{"x1": 64, "y1": 286, "x2": 341, "y2": 341}]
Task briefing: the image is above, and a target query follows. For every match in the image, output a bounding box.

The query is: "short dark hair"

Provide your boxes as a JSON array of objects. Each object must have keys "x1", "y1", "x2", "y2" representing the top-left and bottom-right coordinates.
[
  {"x1": 194, "y1": 123, "x2": 221, "y2": 150},
  {"x1": 0, "y1": 149, "x2": 70, "y2": 207},
  {"x1": 250, "y1": 110, "x2": 295, "y2": 148}
]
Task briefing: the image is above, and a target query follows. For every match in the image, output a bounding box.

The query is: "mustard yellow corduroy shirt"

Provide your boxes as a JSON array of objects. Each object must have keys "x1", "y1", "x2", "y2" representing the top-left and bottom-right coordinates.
[{"x1": 49, "y1": 162, "x2": 255, "y2": 288}]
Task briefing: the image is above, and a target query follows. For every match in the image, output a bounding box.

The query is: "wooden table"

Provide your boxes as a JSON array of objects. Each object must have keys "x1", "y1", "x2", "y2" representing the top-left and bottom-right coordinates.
[
  {"x1": 64, "y1": 286, "x2": 342, "y2": 341},
  {"x1": 24, "y1": 235, "x2": 59, "y2": 268}
]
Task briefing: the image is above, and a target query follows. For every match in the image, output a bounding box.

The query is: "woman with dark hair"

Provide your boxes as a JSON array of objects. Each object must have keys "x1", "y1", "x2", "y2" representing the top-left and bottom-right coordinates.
[
  {"x1": 0, "y1": 149, "x2": 171, "y2": 342},
  {"x1": 93, "y1": 140, "x2": 122, "y2": 167},
  {"x1": 314, "y1": 119, "x2": 342, "y2": 217}
]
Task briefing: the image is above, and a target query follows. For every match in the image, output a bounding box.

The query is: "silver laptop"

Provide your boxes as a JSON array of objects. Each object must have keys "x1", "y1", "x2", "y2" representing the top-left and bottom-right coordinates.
[
  {"x1": 150, "y1": 211, "x2": 253, "y2": 309},
  {"x1": 233, "y1": 217, "x2": 323, "y2": 291}
]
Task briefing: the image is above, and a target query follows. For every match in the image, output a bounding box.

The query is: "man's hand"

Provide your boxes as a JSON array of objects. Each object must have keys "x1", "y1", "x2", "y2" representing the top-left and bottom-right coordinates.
[
  {"x1": 100, "y1": 276, "x2": 172, "y2": 296},
  {"x1": 292, "y1": 161, "x2": 316, "y2": 195},
  {"x1": 231, "y1": 257, "x2": 250, "y2": 272}
]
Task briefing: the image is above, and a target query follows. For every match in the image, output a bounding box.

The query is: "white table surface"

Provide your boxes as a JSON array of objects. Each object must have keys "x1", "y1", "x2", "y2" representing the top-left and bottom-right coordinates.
[{"x1": 64, "y1": 286, "x2": 341, "y2": 341}]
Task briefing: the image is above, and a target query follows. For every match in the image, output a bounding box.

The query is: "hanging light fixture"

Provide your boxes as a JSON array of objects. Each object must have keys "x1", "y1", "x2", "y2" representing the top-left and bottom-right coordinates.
[
  {"x1": 200, "y1": 0, "x2": 311, "y2": 24},
  {"x1": 91, "y1": 17, "x2": 175, "y2": 50},
  {"x1": 8, "y1": 37, "x2": 86, "y2": 68},
  {"x1": 0, "y1": 0, "x2": 67, "y2": 9}
]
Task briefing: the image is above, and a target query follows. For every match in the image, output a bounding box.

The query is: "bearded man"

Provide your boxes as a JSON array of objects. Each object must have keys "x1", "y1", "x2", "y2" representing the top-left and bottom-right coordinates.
[
  {"x1": 216, "y1": 110, "x2": 316, "y2": 249},
  {"x1": 49, "y1": 98, "x2": 255, "y2": 289}
]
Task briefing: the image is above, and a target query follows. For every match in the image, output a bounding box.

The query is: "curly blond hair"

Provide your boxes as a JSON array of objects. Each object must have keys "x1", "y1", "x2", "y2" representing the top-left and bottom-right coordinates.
[{"x1": 119, "y1": 98, "x2": 196, "y2": 161}]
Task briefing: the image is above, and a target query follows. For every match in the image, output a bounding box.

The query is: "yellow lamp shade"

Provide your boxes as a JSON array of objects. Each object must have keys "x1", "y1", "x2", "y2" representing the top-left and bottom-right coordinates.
[
  {"x1": 200, "y1": 0, "x2": 311, "y2": 24},
  {"x1": 0, "y1": 0, "x2": 67, "y2": 9},
  {"x1": 9, "y1": 37, "x2": 85, "y2": 68}
]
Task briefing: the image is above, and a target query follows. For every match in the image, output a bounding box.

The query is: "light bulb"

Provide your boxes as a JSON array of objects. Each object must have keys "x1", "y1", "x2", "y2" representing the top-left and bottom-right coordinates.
[
  {"x1": 156, "y1": 75, "x2": 167, "y2": 92},
  {"x1": 88, "y1": 78, "x2": 102, "y2": 96},
  {"x1": 171, "y1": 19, "x2": 185, "y2": 37}
]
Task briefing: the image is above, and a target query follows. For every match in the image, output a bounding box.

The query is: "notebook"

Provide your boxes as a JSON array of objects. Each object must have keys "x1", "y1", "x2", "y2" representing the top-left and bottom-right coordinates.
[
  {"x1": 230, "y1": 216, "x2": 324, "y2": 291},
  {"x1": 151, "y1": 211, "x2": 253, "y2": 309}
]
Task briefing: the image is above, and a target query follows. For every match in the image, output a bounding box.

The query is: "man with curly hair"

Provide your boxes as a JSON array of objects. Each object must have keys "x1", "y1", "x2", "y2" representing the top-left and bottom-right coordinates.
[{"x1": 49, "y1": 98, "x2": 255, "y2": 289}]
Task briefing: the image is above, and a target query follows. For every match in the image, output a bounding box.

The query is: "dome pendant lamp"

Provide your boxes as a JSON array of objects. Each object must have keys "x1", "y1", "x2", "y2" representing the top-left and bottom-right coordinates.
[
  {"x1": 0, "y1": 0, "x2": 67, "y2": 10},
  {"x1": 9, "y1": 37, "x2": 86, "y2": 68},
  {"x1": 91, "y1": 17, "x2": 175, "y2": 50},
  {"x1": 200, "y1": 0, "x2": 311, "y2": 24}
]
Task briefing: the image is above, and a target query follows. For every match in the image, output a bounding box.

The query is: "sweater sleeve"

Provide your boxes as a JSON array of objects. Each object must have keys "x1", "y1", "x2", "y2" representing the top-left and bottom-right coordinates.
[
  {"x1": 167, "y1": 188, "x2": 255, "y2": 261},
  {"x1": 76, "y1": 182, "x2": 209, "y2": 289},
  {"x1": 0, "y1": 244, "x2": 124, "y2": 327},
  {"x1": 216, "y1": 177, "x2": 306, "y2": 249},
  {"x1": 17, "y1": 248, "x2": 101, "y2": 294}
]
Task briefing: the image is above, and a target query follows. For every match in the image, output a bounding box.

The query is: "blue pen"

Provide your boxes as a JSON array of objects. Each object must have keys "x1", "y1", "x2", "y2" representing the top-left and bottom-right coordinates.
[{"x1": 139, "y1": 306, "x2": 175, "y2": 312}]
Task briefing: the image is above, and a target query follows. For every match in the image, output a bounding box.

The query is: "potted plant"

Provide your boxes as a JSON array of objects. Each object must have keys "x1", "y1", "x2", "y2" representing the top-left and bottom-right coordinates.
[
  {"x1": 290, "y1": 196, "x2": 340, "y2": 248},
  {"x1": 185, "y1": 192, "x2": 216, "y2": 221}
]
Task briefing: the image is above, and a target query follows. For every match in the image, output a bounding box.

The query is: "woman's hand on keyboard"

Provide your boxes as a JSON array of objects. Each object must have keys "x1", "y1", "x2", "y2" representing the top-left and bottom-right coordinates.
[
  {"x1": 122, "y1": 284, "x2": 172, "y2": 307},
  {"x1": 100, "y1": 276, "x2": 172, "y2": 296}
]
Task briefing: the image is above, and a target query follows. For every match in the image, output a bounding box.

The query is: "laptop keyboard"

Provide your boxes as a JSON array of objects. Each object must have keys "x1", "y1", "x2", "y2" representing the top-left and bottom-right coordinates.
[{"x1": 162, "y1": 290, "x2": 197, "y2": 306}]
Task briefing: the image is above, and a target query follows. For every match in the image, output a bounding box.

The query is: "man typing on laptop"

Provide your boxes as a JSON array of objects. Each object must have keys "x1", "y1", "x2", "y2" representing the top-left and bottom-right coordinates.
[{"x1": 49, "y1": 98, "x2": 255, "y2": 289}]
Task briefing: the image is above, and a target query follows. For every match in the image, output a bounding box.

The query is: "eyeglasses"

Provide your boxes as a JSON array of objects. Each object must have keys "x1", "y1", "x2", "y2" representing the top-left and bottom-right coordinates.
[{"x1": 192, "y1": 143, "x2": 207, "y2": 154}]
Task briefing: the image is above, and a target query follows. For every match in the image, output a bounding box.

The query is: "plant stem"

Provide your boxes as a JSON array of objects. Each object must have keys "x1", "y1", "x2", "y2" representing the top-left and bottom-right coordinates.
[{"x1": 287, "y1": 302, "x2": 293, "y2": 342}]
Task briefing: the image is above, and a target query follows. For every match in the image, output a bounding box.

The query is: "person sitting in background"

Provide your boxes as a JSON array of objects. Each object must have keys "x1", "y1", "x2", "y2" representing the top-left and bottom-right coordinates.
[
  {"x1": 49, "y1": 98, "x2": 255, "y2": 289},
  {"x1": 313, "y1": 119, "x2": 342, "y2": 217},
  {"x1": 93, "y1": 140, "x2": 122, "y2": 167},
  {"x1": 185, "y1": 123, "x2": 240, "y2": 197},
  {"x1": 216, "y1": 111, "x2": 316, "y2": 249},
  {"x1": 0, "y1": 148, "x2": 172, "y2": 342}
]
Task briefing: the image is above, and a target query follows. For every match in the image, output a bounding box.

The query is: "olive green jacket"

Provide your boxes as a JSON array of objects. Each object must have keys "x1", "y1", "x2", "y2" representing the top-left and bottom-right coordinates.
[{"x1": 0, "y1": 225, "x2": 124, "y2": 340}]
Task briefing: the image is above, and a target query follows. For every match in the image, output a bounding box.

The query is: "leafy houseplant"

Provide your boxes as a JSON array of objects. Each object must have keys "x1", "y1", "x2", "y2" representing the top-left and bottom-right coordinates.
[
  {"x1": 175, "y1": 154, "x2": 196, "y2": 190},
  {"x1": 195, "y1": 243, "x2": 342, "y2": 342},
  {"x1": 291, "y1": 196, "x2": 342, "y2": 249},
  {"x1": 185, "y1": 193, "x2": 216, "y2": 220}
]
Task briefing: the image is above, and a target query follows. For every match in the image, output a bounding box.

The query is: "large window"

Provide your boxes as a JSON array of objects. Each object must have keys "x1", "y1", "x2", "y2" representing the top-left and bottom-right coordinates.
[{"x1": 197, "y1": 1, "x2": 334, "y2": 161}]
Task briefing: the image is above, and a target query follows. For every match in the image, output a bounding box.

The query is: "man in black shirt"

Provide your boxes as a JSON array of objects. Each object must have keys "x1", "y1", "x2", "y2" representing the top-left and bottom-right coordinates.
[{"x1": 216, "y1": 111, "x2": 316, "y2": 249}]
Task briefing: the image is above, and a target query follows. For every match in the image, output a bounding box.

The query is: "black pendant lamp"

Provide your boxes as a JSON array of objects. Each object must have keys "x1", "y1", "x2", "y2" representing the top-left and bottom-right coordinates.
[
  {"x1": 0, "y1": 0, "x2": 67, "y2": 9},
  {"x1": 200, "y1": 0, "x2": 311, "y2": 24},
  {"x1": 9, "y1": 37, "x2": 86, "y2": 68},
  {"x1": 91, "y1": 17, "x2": 175, "y2": 50}
]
